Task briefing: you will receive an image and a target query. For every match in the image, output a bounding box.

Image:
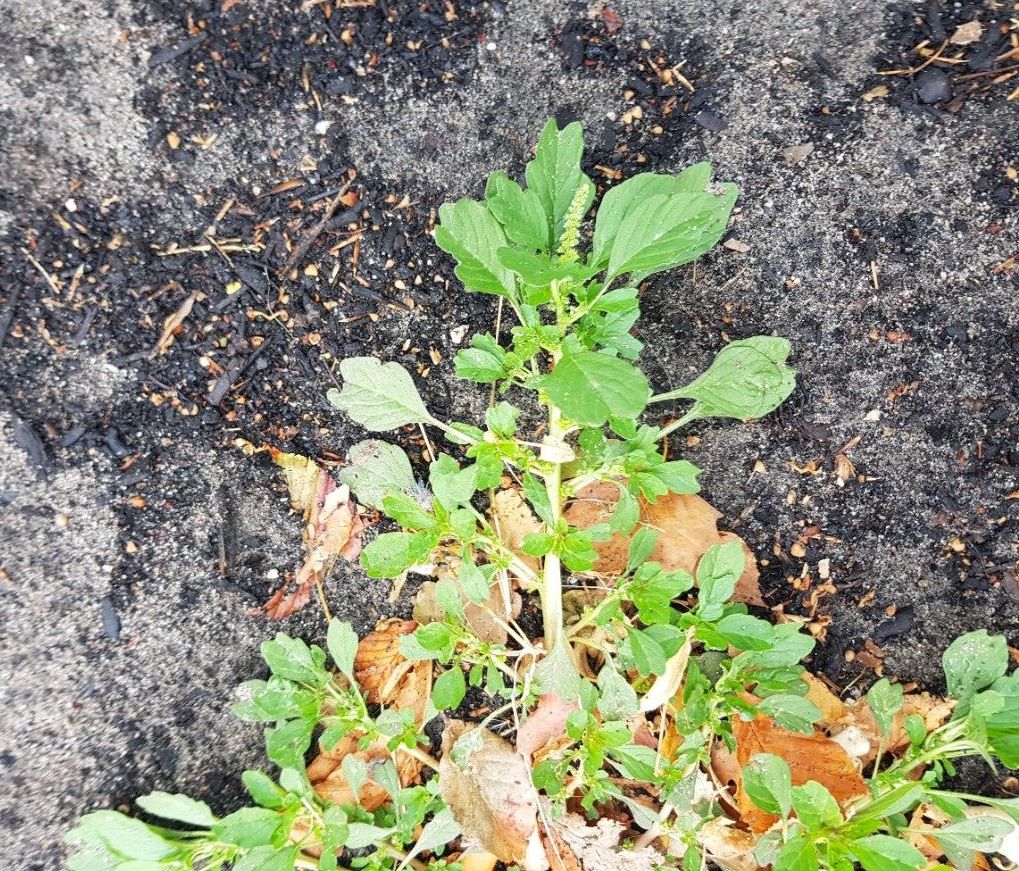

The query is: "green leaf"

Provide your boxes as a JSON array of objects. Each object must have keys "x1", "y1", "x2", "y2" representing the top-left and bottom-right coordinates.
[
  {"x1": 534, "y1": 640, "x2": 583, "y2": 701},
  {"x1": 484, "y1": 171, "x2": 550, "y2": 251},
  {"x1": 848, "y1": 783, "x2": 925, "y2": 823},
  {"x1": 260, "y1": 635, "x2": 328, "y2": 686},
  {"x1": 521, "y1": 472, "x2": 554, "y2": 526},
  {"x1": 381, "y1": 492, "x2": 436, "y2": 531},
  {"x1": 346, "y1": 823, "x2": 397, "y2": 850},
  {"x1": 342, "y1": 755, "x2": 369, "y2": 800},
  {"x1": 328, "y1": 357, "x2": 430, "y2": 431},
  {"x1": 714, "y1": 613, "x2": 776, "y2": 651},
  {"x1": 651, "y1": 460, "x2": 702, "y2": 496},
  {"x1": 742, "y1": 753, "x2": 793, "y2": 817},
  {"x1": 231, "y1": 677, "x2": 320, "y2": 722},
  {"x1": 542, "y1": 350, "x2": 650, "y2": 427},
  {"x1": 65, "y1": 811, "x2": 176, "y2": 861},
  {"x1": 524, "y1": 119, "x2": 595, "y2": 248},
  {"x1": 429, "y1": 454, "x2": 479, "y2": 509},
  {"x1": 597, "y1": 665, "x2": 640, "y2": 720},
  {"x1": 602, "y1": 181, "x2": 738, "y2": 282},
  {"x1": 320, "y1": 806, "x2": 349, "y2": 871},
  {"x1": 135, "y1": 792, "x2": 217, "y2": 828},
  {"x1": 337, "y1": 439, "x2": 416, "y2": 509},
  {"x1": 943, "y1": 630, "x2": 1008, "y2": 705},
  {"x1": 792, "y1": 781, "x2": 842, "y2": 831},
  {"x1": 212, "y1": 807, "x2": 282, "y2": 848},
  {"x1": 624, "y1": 626, "x2": 668, "y2": 677},
  {"x1": 242, "y1": 771, "x2": 284, "y2": 809},
  {"x1": 458, "y1": 556, "x2": 491, "y2": 605},
  {"x1": 434, "y1": 198, "x2": 516, "y2": 298},
  {"x1": 415, "y1": 807, "x2": 462, "y2": 854},
  {"x1": 454, "y1": 334, "x2": 507, "y2": 383},
  {"x1": 361, "y1": 531, "x2": 435, "y2": 578},
  {"x1": 652, "y1": 337, "x2": 796, "y2": 421},
  {"x1": 866, "y1": 678, "x2": 904, "y2": 738},
  {"x1": 327, "y1": 619, "x2": 358, "y2": 679},
  {"x1": 609, "y1": 744, "x2": 660, "y2": 781},
  {"x1": 233, "y1": 845, "x2": 300, "y2": 871},
  {"x1": 485, "y1": 401, "x2": 519, "y2": 438},
  {"x1": 758, "y1": 694, "x2": 822, "y2": 733},
  {"x1": 265, "y1": 718, "x2": 314, "y2": 770},
  {"x1": 903, "y1": 713, "x2": 927, "y2": 747},
  {"x1": 433, "y1": 665, "x2": 467, "y2": 710},
  {"x1": 695, "y1": 539, "x2": 745, "y2": 620},
  {"x1": 627, "y1": 527, "x2": 659, "y2": 573},
  {"x1": 522, "y1": 531, "x2": 555, "y2": 556},
  {"x1": 934, "y1": 815, "x2": 1012, "y2": 870},
  {"x1": 773, "y1": 833, "x2": 819, "y2": 871},
  {"x1": 850, "y1": 835, "x2": 926, "y2": 871},
  {"x1": 592, "y1": 167, "x2": 713, "y2": 265}
]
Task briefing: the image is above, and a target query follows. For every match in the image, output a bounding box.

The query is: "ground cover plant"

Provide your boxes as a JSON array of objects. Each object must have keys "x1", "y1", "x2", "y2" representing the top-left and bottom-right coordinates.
[{"x1": 66, "y1": 121, "x2": 1019, "y2": 871}]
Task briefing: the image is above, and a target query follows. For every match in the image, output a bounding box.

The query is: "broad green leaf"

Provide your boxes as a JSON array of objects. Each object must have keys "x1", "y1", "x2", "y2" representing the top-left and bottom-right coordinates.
[
  {"x1": 434, "y1": 198, "x2": 516, "y2": 298},
  {"x1": 603, "y1": 182, "x2": 738, "y2": 282},
  {"x1": 773, "y1": 833, "x2": 819, "y2": 871},
  {"x1": 542, "y1": 350, "x2": 650, "y2": 427},
  {"x1": 341, "y1": 755, "x2": 369, "y2": 800},
  {"x1": 943, "y1": 630, "x2": 1008, "y2": 705},
  {"x1": 848, "y1": 783, "x2": 925, "y2": 823},
  {"x1": 135, "y1": 792, "x2": 217, "y2": 828},
  {"x1": 338, "y1": 440, "x2": 415, "y2": 509},
  {"x1": 381, "y1": 492, "x2": 436, "y2": 531},
  {"x1": 695, "y1": 539, "x2": 745, "y2": 620},
  {"x1": 320, "y1": 806, "x2": 349, "y2": 871},
  {"x1": 65, "y1": 811, "x2": 176, "y2": 861},
  {"x1": 792, "y1": 781, "x2": 842, "y2": 831},
  {"x1": 866, "y1": 678, "x2": 904, "y2": 738},
  {"x1": 742, "y1": 752, "x2": 793, "y2": 817},
  {"x1": 652, "y1": 337, "x2": 795, "y2": 421},
  {"x1": 624, "y1": 626, "x2": 668, "y2": 677},
  {"x1": 242, "y1": 771, "x2": 283, "y2": 808},
  {"x1": 260, "y1": 635, "x2": 328, "y2": 686},
  {"x1": 484, "y1": 171, "x2": 550, "y2": 251},
  {"x1": 454, "y1": 333, "x2": 507, "y2": 383},
  {"x1": 360, "y1": 531, "x2": 435, "y2": 578},
  {"x1": 715, "y1": 613, "x2": 775, "y2": 651},
  {"x1": 326, "y1": 619, "x2": 358, "y2": 679},
  {"x1": 458, "y1": 556, "x2": 490, "y2": 604},
  {"x1": 597, "y1": 665, "x2": 640, "y2": 720},
  {"x1": 524, "y1": 119, "x2": 595, "y2": 248},
  {"x1": 592, "y1": 164, "x2": 714, "y2": 266},
  {"x1": 758, "y1": 693, "x2": 822, "y2": 733},
  {"x1": 233, "y1": 845, "x2": 299, "y2": 871},
  {"x1": 264, "y1": 718, "x2": 314, "y2": 770},
  {"x1": 231, "y1": 677, "x2": 320, "y2": 723},
  {"x1": 850, "y1": 835, "x2": 926, "y2": 871},
  {"x1": 534, "y1": 640, "x2": 583, "y2": 701},
  {"x1": 433, "y1": 666, "x2": 467, "y2": 710},
  {"x1": 485, "y1": 401, "x2": 519, "y2": 438},
  {"x1": 346, "y1": 823, "x2": 397, "y2": 850},
  {"x1": 933, "y1": 815, "x2": 1012, "y2": 870},
  {"x1": 212, "y1": 807, "x2": 282, "y2": 848},
  {"x1": 650, "y1": 460, "x2": 702, "y2": 496},
  {"x1": 327, "y1": 357, "x2": 430, "y2": 431},
  {"x1": 627, "y1": 527, "x2": 659, "y2": 573},
  {"x1": 429, "y1": 454, "x2": 479, "y2": 509},
  {"x1": 414, "y1": 807, "x2": 462, "y2": 854}
]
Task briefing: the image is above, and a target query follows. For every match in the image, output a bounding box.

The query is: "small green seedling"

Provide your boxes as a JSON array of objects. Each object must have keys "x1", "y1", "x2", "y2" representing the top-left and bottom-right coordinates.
[{"x1": 66, "y1": 120, "x2": 1019, "y2": 871}]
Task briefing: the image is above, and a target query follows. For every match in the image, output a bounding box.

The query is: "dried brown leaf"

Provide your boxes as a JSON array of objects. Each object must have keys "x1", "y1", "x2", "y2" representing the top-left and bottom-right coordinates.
[
  {"x1": 516, "y1": 693, "x2": 580, "y2": 759},
  {"x1": 696, "y1": 817, "x2": 760, "y2": 871},
  {"x1": 354, "y1": 619, "x2": 432, "y2": 724},
  {"x1": 490, "y1": 489, "x2": 543, "y2": 586},
  {"x1": 554, "y1": 814, "x2": 664, "y2": 871},
  {"x1": 308, "y1": 733, "x2": 423, "y2": 811},
  {"x1": 950, "y1": 20, "x2": 983, "y2": 44},
  {"x1": 732, "y1": 713, "x2": 868, "y2": 832},
  {"x1": 439, "y1": 723, "x2": 547, "y2": 871}
]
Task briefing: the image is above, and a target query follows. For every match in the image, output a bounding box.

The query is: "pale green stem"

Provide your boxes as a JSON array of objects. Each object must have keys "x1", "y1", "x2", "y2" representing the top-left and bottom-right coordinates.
[{"x1": 657, "y1": 408, "x2": 701, "y2": 441}]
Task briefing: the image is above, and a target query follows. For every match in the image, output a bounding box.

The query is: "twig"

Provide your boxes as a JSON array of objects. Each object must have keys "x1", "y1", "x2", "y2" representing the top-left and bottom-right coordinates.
[
  {"x1": 21, "y1": 248, "x2": 61, "y2": 295},
  {"x1": 277, "y1": 178, "x2": 354, "y2": 278}
]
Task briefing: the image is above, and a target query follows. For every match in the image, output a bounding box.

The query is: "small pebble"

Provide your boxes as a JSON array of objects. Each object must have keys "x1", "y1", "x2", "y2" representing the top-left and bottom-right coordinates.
[
  {"x1": 916, "y1": 69, "x2": 952, "y2": 104},
  {"x1": 100, "y1": 597, "x2": 121, "y2": 641}
]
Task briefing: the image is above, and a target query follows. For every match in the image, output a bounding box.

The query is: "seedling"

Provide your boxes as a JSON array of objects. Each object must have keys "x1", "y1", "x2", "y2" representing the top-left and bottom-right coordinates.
[{"x1": 67, "y1": 120, "x2": 1019, "y2": 871}]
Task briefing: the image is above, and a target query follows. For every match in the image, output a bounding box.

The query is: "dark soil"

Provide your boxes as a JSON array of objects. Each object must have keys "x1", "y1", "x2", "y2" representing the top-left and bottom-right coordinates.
[{"x1": 1, "y1": 0, "x2": 1017, "y2": 866}]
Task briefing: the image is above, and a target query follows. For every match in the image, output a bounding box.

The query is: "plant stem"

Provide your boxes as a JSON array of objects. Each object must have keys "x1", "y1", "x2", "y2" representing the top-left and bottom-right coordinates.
[
  {"x1": 541, "y1": 385, "x2": 566, "y2": 653},
  {"x1": 657, "y1": 408, "x2": 701, "y2": 441}
]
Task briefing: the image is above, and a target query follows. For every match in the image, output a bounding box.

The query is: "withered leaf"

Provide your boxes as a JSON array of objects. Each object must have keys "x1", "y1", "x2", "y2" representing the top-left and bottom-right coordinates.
[
  {"x1": 516, "y1": 693, "x2": 580, "y2": 759},
  {"x1": 439, "y1": 723, "x2": 547, "y2": 871},
  {"x1": 554, "y1": 814, "x2": 664, "y2": 871},
  {"x1": 267, "y1": 449, "x2": 366, "y2": 618},
  {"x1": 490, "y1": 489, "x2": 543, "y2": 586},
  {"x1": 354, "y1": 619, "x2": 432, "y2": 725},
  {"x1": 731, "y1": 713, "x2": 868, "y2": 832},
  {"x1": 308, "y1": 733, "x2": 423, "y2": 811},
  {"x1": 695, "y1": 818, "x2": 759, "y2": 871}
]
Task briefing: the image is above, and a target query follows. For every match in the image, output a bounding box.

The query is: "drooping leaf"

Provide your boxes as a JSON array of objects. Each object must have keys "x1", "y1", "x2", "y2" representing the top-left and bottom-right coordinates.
[
  {"x1": 652, "y1": 337, "x2": 795, "y2": 421},
  {"x1": 326, "y1": 619, "x2": 358, "y2": 680},
  {"x1": 695, "y1": 539, "x2": 745, "y2": 621},
  {"x1": 942, "y1": 629, "x2": 1008, "y2": 706},
  {"x1": 542, "y1": 350, "x2": 650, "y2": 427},
  {"x1": 338, "y1": 440, "x2": 416, "y2": 509},
  {"x1": 327, "y1": 356, "x2": 430, "y2": 431},
  {"x1": 434, "y1": 199, "x2": 517, "y2": 299}
]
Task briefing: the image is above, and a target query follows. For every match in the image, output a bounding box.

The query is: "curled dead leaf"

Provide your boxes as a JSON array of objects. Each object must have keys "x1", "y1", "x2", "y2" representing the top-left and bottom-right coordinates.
[
  {"x1": 553, "y1": 813, "x2": 665, "y2": 871},
  {"x1": 439, "y1": 722, "x2": 547, "y2": 871},
  {"x1": 267, "y1": 449, "x2": 366, "y2": 618},
  {"x1": 695, "y1": 817, "x2": 760, "y2": 871},
  {"x1": 307, "y1": 733, "x2": 423, "y2": 811},
  {"x1": 490, "y1": 489, "x2": 542, "y2": 587},
  {"x1": 732, "y1": 713, "x2": 868, "y2": 832},
  {"x1": 840, "y1": 692, "x2": 954, "y2": 765},
  {"x1": 354, "y1": 619, "x2": 432, "y2": 725}
]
